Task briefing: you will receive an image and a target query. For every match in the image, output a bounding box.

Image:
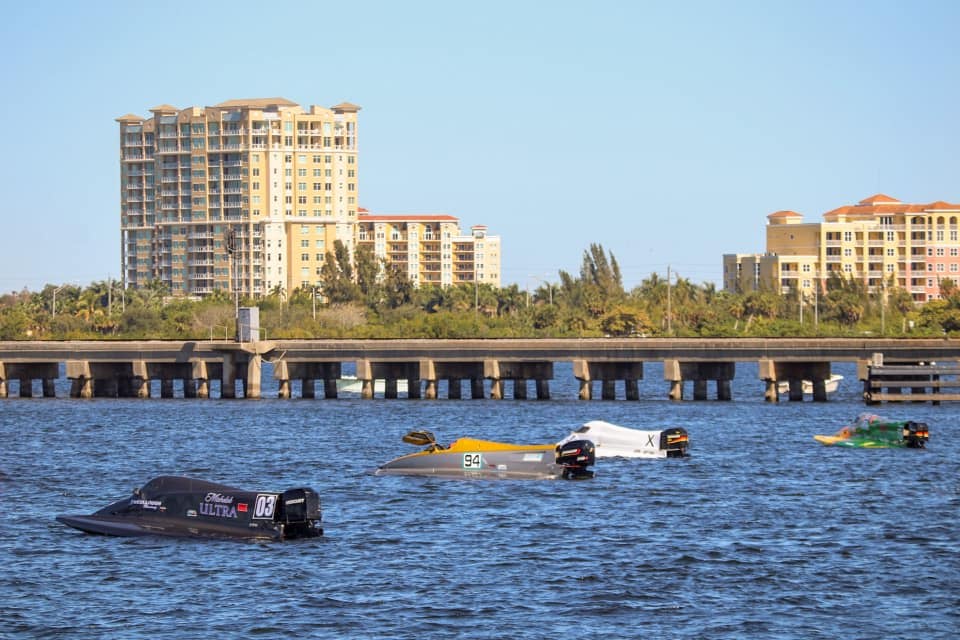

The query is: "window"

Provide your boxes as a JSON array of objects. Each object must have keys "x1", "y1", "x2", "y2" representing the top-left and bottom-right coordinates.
[
  {"x1": 843, "y1": 248, "x2": 852, "y2": 257},
  {"x1": 300, "y1": 225, "x2": 309, "y2": 234},
  {"x1": 843, "y1": 264, "x2": 852, "y2": 273},
  {"x1": 843, "y1": 231, "x2": 853, "y2": 242},
  {"x1": 886, "y1": 264, "x2": 894, "y2": 272},
  {"x1": 298, "y1": 169, "x2": 306, "y2": 177},
  {"x1": 316, "y1": 253, "x2": 323, "y2": 261},
  {"x1": 301, "y1": 240, "x2": 309, "y2": 248},
  {"x1": 313, "y1": 183, "x2": 322, "y2": 190},
  {"x1": 886, "y1": 231, "x2": 895, "y2": 242},
  {"x1": 315, "y1": 240, "x2": 324, "y2": 248},
  {"x1": 301, "y1": 253, "x2": 309, "y2": 261}
]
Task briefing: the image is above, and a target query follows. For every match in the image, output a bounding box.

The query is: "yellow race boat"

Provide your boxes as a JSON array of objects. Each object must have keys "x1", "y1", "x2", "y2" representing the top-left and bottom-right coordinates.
[{"x1": 374, "y1": 431, "x2": 596, "y2": 480}]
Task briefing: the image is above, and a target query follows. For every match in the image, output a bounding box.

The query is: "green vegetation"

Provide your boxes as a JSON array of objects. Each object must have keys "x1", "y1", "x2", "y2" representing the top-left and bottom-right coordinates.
[{"x1": 1, "y1": 243, "x2": 954, "y2": 340}]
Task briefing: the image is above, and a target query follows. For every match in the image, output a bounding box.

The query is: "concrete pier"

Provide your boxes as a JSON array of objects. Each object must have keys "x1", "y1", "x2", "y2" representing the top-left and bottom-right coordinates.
[
  {"x1": 664, "y1": 360, "x2": 735, "y2": 401},
  {"x1": 758, "y1": 359, "x2": 832, "y2": 402}
]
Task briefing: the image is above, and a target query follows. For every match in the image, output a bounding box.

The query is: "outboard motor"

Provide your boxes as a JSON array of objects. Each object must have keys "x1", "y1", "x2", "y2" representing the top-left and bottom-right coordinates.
[
  {"x1": 556, "y1": 439, "x2": 596, "y2": 480},
  {"x1": 660, "y1": 427, "x2": 690, "y2": 458},
  {"x1": 278, "y1": 488, "x2": 323, "y2": 538},
  {"x1": 903, "y1": 421, "x2": 929, "y2": 449}
]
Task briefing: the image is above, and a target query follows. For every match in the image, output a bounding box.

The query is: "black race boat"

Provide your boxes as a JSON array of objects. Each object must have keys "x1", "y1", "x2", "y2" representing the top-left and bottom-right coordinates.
[{"x1": 57, "y1": 476, "x2": 322, "y2": 540}]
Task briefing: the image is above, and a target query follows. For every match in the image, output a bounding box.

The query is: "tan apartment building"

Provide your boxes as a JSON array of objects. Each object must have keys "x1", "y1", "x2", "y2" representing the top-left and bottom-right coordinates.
[
  {"x1": 356, "y1": 211, "x2": 501, "y2": 288},
  {"x1": 117, "y1": 98, "x2": 360, "y2": 297},
  {"x1": 724, "y1": 194, "x2": 960, "y2": 302}
]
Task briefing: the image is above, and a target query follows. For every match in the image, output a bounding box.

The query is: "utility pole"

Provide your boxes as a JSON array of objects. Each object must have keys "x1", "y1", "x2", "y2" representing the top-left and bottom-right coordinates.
[
  {"x1": 814, "y1": 272, "x2": 819, "y2": 331},
  {"x1": 666, "y1": 265, "x2": 672, "y2": 335},
  {"x1": 881, "y1": 280, "x2": 886, "y2": 335}
]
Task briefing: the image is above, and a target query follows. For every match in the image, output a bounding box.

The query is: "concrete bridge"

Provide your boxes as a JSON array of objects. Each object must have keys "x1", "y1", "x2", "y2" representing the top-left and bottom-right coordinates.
[{"x1": 0, "y1": 338, "x2": 957, "y2": 402}]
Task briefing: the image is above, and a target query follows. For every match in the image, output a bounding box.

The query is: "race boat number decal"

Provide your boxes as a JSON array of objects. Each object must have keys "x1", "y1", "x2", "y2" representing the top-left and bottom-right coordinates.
[
  {"x1": 253, "y1": 494, "x2": 278, "y2": 519},
  {"x1": 462, "y1": 453, "x2": 483, "y2": 469}
]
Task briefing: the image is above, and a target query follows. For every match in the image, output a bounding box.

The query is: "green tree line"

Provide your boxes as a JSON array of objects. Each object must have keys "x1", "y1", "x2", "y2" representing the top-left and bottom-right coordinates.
[{"x1": 1, "y1": 242, "x2": 956, "y2": 340}]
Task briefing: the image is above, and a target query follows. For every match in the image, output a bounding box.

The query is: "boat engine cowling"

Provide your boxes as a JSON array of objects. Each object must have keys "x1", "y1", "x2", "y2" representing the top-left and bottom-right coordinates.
[
  {"x1": 660, "y1": 427, "x2": 690, "y2": 458},
  {"x1": 278, "y1": 488, "x2": 323, "y2": 538},
  {"x1": 903, "y1": 421, "x2": 929, "y2": 449},
  {"x1": 556, "y1": 439, "x2": 596, "y2": 479}
]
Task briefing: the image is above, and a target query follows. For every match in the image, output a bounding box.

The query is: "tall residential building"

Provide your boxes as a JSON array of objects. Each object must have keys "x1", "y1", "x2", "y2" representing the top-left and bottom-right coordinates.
[
  {"x1": 356, "y1": 211, "x2": 501, "y2": 288},
  {"x1": 117, "y1": 98, "x2": 360, "y2": 297},
  {"x1": 723, "y1": 194, "x2": 960, "y2": 302}
]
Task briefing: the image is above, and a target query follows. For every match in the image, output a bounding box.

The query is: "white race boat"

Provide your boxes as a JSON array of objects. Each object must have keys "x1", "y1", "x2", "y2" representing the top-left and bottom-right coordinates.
[{"x1": 557, "y1": 420, "x2": 689, "y2": 458}]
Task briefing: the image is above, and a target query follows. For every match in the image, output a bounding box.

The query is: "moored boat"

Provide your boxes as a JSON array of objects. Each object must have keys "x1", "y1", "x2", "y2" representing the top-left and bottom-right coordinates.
[
  {"x1": 813, "y1": 413, "x2": 929, "y2": 448},
  {"x1": 374, "y1": 430, "x2": 596, "y2": 480},
  {"x1": 337, "y1": 376, "x2": 409, "y2": 394},
  {"x1": 777, "y1": 374, "x2": 843, "y2": 394},
  {"x1": 558, "y1": 420, "x2": 689, "y2": 458},
  {"x1": 57, "y1": 476, "x2": 322, "y2": 540}
]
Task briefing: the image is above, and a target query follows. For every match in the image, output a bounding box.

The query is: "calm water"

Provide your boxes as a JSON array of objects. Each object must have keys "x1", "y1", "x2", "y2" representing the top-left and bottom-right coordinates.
[{"x1": 2, "y1": 363, "x2": 958, "y2": 639}]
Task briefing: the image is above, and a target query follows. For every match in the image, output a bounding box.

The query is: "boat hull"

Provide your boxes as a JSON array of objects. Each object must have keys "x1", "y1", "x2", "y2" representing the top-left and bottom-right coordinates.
[
  {"x1": 57, "y1": 476, "x2": 322, "y2": 540},
  {"x1": 375, "y1": 447, "x2": 564, "y2": 479},
  {"x1": 777, "y1": 374, "x2": 843, "y2": 394},
  {"x1": 559, "y1": 420, "x2": 689, "y2": 458}
]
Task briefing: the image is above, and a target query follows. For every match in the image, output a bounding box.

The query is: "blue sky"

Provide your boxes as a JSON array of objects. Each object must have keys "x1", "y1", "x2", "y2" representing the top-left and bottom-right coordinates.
[{"x1": 2, "y1": 0, "x2": 958, "y2": 292}]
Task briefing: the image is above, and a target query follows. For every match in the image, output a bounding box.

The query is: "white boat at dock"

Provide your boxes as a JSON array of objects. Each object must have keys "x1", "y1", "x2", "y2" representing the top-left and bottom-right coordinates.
[
  {"x1": 777, "y1": 374, "x2": 843, "y2": 395},
  {"x1": 337, "y1": 376, "x2": 409, "y2": 394}
]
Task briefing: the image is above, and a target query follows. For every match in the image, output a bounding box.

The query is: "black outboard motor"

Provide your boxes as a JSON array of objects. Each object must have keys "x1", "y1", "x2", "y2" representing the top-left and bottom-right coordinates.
[
  {"x1": 903, "y1": 421, "x2": 929, "y2": 449},
  {"x1": 278, "y1": 488, "x2": 323, "y2": 538},
  {"x1": 660, "y1": 427, "x2": 690, "y2": 458},
  {"x1": 556, "y1": 439, "x2": 596, "y2": 480}
]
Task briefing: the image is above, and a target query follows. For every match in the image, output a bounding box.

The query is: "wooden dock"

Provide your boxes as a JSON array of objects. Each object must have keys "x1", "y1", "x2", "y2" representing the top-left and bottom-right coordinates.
[{"x1": 864, "y1": 362, "x2": 960, "y2": 404}]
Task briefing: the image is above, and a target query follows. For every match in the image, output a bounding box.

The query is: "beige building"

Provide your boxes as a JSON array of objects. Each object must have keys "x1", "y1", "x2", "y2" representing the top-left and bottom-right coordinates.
[
  {"x1": 118, "y1": 98, "x2": 500, "y2": 297},
  {"x1": 117, "y1": 98, "x2": 360, "y2": 297},
  {"x1": 724, "y1": 194, "x2": 960, "y2": 302},
  {"x1": 356, "y1": 212, "x2": 501, "y2": 288}
]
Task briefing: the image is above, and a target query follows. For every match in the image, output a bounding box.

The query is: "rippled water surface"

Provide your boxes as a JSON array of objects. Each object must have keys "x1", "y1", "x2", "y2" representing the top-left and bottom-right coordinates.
[{"x1": 2, "y1": 363, "x2": 958, "y2": 639}]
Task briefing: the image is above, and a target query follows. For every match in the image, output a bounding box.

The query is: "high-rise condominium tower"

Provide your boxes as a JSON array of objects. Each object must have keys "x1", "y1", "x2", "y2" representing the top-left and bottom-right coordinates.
[{"x1": 118, "y1": 98, "x2": 360, "y2": 298}]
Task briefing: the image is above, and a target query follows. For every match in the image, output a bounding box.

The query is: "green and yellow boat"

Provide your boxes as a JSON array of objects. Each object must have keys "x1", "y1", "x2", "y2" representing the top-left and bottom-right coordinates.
[{"x1": 814, "y1": 413, "x2": 929, "y2": 448}]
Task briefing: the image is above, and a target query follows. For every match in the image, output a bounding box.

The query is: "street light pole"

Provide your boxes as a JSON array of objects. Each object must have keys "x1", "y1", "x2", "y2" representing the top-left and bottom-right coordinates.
[
  {"x1": 52, "y1": 284, "x2": 66, "y2": 318},
  {"x1": 666, "y1": 265, "x2": 672, "y2": 335}
]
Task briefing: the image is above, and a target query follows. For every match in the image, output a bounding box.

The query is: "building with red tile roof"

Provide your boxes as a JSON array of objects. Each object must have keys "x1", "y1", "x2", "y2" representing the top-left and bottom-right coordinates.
[{"x1": 724, "y1": 195, "x2": 960, "y2": 302}]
